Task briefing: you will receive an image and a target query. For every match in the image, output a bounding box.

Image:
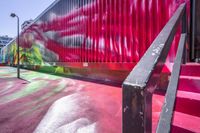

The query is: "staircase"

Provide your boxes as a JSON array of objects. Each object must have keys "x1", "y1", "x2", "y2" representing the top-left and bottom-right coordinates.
[
  {"x1": 171, "y1": 63, "x2": 200, "y2": 133},
  {"x1": 153, "y1": 63, "x2": 200, "y2": 132}
]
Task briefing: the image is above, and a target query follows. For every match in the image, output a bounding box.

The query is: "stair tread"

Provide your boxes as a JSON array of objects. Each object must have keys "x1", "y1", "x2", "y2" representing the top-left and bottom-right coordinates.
[
  {"x1": 182, "y1": 63, "x2": 200, "y2": 66},
  {"x1": 152, "y1": 91, "x2": 200, "y2": 132},
  {"x1": 180, "y1": 75, "x2": 200, "y2": 80},
  {"x1": 172, "y1": 111, "x2": 200, "y2": 133},
  {"x1": 176, "y1": 90, "x2": 200, "y2": 117},
  {"x1": 177, "y1": 90, "x2": 200, "y2": 101},
  {"x1": 181, "y1": 63, "x2": 200, "y2": 77},
  {"x1": 178, "y1": 75, "x2": 200, "y2": 93}
]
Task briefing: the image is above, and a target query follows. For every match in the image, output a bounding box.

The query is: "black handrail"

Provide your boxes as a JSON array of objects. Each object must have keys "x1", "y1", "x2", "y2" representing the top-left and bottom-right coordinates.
[
  {"x1": 156, "y1": 33, "x2": 187, "y2": 133},
  {"x1": 122, "y1": 3, "x2": 187, "y2": 133},
  {"x1": 156, "y1": 4, "x2": 187, "y2": 133}
]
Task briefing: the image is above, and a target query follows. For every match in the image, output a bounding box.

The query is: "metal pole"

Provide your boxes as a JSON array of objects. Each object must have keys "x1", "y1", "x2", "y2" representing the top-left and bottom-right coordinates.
[
  {"x1": 10, "y1": 13, "x2": 20, "y2": 78},
  {"x1": 191, "y1": 0, "x2": 196, "y2": 61},
  {"x1": 17, "y1": 16, "x2": 20, "y2": 78},
  {"x1": 182, "y1": 6, "x2": 187, "y2": 64}
]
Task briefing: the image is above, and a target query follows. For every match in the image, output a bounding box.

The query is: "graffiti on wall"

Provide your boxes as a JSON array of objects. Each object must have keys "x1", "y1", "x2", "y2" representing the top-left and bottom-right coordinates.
[{"x1": 1, "y1": 0, "x2": 189, "y2": 69}]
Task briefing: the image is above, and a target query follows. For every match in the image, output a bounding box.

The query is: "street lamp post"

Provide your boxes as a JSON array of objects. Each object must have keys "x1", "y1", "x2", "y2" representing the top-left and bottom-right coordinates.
[{"x1": 10, "y1": 13, "x2": 20, "y2": 78}]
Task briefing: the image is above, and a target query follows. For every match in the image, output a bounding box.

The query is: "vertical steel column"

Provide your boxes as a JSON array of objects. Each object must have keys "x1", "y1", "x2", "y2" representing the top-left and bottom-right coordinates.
[
  {"x1": 17, "y1": 16, "x2": 20, "y2": 78},
  {"x1": 191, "y1": 0, "x2": 196, "y2": 61},
  {"x1": 123, "y1": 84, "x2": 152, "y2": 133},
  {"x1": 182, "y1": 5, "x2": 187, "y2": 64}
]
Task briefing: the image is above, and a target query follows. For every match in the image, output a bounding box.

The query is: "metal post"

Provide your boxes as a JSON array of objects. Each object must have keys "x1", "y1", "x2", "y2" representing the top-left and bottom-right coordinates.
[
  {"x1": 123, "y1": 85, "x2": 152, "y2": 133},
  {"x1": 191, "y1": 0, "x2": 196, "y2": 61},
  {"x1": 17, "y1": 16, "x2": 20, "y2": 78},
  {"x1": 182, "y1": 6, "x2": 187, "y2": 64},
  {"x1": 10, "y1": 13, "x2": 20, "y2": 79}
]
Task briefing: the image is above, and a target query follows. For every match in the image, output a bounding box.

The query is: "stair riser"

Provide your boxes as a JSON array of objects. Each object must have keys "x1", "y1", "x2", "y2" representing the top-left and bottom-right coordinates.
[
  {"x1": 179, "y1": 77, "x2": 200, "y2": 93},
  {"x1": 175, "y1": 97, "x2": 200, "y2": 117},
  {"x1": 181, "y1": 64, "x2": 200, "y2": 77}
]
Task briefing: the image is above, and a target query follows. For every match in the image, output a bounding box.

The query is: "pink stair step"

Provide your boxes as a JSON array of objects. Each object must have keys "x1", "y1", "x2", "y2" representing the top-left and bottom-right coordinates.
[
  {"x1": 175, "y1": 90, "x2": 200, "y2": 117},
  {"x1": 181, "y1": 63, "x2": 200, "y2": 77},
  {"x1": 172, "y1": 112, "x2": 200, "y2": 133},
  {"x1": 178, "y1": 75, "x2": 200, "y2": 93}
]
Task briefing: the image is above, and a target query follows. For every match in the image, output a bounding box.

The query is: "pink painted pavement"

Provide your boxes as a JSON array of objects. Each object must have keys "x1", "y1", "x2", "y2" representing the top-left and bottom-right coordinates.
[{"x1": 0, "y1": 66, "x2": 164, "y2": 133}]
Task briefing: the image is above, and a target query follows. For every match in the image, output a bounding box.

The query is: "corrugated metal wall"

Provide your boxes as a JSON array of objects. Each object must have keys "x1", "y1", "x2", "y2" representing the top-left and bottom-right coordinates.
[{"x1": 5, "y1": 0, "x2": 189, "y2": 64}]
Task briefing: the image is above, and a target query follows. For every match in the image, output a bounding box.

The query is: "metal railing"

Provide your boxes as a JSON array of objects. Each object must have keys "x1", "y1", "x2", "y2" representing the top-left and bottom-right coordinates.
[{"x1": 122, "y1": 3, "x2": 187, "y2": 133}]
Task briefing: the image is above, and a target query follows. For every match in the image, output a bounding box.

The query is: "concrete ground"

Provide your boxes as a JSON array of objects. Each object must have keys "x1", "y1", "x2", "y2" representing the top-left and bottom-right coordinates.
[
  {"x1": 0, "y1": 66, "x2": 164, "y2": 133},
  {"x1": 0, "y1": 66, "x2": 122, "y2": 133}
]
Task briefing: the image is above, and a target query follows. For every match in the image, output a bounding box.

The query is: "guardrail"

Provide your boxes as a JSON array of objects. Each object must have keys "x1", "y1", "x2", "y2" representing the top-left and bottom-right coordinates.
[{"x1": 122, "y1": 3, "x2": 187, "y2": 133}]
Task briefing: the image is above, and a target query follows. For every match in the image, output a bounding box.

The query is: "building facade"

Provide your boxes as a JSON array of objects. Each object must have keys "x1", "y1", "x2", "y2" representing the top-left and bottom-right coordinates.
[
  {"x1": 21, "y1": 19, "x2": 33, "y2": 30},
  {"x1": 0, "y1": 35, "x2": 12, "y2": 50}
]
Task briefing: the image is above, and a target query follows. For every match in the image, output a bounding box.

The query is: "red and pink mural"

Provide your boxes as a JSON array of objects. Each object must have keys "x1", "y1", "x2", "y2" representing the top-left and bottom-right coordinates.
[{"x1": 1, "y1": 0, "x2": 190, "y2": 79}]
